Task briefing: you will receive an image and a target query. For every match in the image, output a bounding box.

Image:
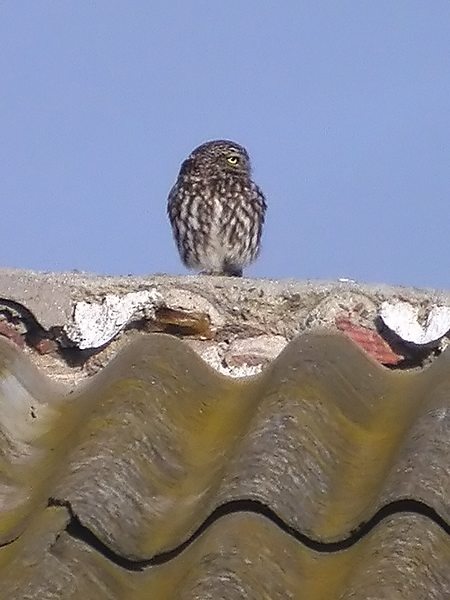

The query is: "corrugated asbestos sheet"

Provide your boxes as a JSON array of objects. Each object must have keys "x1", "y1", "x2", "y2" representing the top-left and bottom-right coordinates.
[{"x1": 0, "y1": 332, "x2": 449, "y2": 599}]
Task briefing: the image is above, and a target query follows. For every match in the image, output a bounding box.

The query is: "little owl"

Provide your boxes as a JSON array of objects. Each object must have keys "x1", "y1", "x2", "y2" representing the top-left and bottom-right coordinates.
[{"x1": 167, "y1": 140, "x2": 267, "y2": 277}]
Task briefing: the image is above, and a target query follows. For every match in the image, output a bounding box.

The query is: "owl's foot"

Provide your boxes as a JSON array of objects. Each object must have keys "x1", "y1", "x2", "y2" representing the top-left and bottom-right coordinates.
[
  {"x1": 223, "y1": 267, "x2": 243, "y2": 277},
  {"x1": 223, "y1": 261, "x2": 243, "y2": 277},
  {"x1": 199, "y1": 268, "x2": 243, "y2": 277}
]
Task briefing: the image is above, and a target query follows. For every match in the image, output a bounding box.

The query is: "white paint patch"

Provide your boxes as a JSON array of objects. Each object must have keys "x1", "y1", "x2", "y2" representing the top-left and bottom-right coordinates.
[
  {"x1": 380, "y1": 301, "x2": 450, "y2": 345},
  {"x1": 64, "y1": 290, "x2": 163, "y2": 349}
]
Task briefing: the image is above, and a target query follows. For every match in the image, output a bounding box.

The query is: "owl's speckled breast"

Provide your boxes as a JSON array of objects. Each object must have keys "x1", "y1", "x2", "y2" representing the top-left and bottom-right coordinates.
[
  {"x1": 192, "y1": 195, "x2": 256, "y2": 274},
  {"x1": 167, "y1": 139, "x2": 266, "y2": 277}
]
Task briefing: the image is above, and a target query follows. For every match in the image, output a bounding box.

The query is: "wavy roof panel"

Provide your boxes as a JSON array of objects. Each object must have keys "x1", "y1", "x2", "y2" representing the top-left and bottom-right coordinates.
[{"x1": 0, "y1": 332, "x2": 449, "y2": 598}]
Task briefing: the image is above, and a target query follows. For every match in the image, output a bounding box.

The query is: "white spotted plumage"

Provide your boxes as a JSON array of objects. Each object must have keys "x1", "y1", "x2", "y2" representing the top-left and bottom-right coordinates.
[{"x1": 167, "y1": 140, "x2": 267, "y2": 277}]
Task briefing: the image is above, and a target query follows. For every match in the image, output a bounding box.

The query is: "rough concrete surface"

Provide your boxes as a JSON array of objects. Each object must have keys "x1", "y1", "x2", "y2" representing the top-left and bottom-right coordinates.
[{"x1": 0, "y1": 268, "x2": 449, "y2": 385}]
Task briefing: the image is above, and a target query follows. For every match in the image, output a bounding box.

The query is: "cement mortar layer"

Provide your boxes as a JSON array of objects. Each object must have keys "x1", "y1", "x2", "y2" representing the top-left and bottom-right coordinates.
[{"x1": 0, "y1": 268, "x2": 449, "y2": 385}]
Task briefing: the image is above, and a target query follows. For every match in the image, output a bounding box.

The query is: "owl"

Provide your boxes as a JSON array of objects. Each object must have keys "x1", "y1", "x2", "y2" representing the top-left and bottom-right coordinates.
[{"x1": 167, "y1": 140, "x2": 267, "y2": 277}]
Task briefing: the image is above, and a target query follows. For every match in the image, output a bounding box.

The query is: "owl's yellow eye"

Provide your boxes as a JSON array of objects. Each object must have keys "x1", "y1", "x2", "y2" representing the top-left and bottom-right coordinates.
[{"x1": 227, "y1": 155, "x2": 239, "y2": 165}]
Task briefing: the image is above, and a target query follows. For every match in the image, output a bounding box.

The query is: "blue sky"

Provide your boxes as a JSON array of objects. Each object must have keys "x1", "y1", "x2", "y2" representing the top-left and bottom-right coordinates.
[{"x1": 1, "y1": 2, "x2": 449, "y2": 288}]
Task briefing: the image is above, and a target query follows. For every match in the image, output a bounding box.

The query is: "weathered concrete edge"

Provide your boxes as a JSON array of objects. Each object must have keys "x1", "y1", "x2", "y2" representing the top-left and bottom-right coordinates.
[
  {"x1": 1, "y1": 268, "x2": 449, "y2": 332},
  {"x1": 1, "y1": 268, "x2": 449, "y2": 384}
]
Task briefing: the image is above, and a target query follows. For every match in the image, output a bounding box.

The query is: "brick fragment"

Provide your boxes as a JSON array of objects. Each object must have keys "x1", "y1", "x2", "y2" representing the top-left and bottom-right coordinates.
[
  {"x1": 0, "y1": 321, "x2": 24, "y2": 347},
  {"x1": 335, "y1": 317, "x2": 404, "y2": 365},
  {"x1": 224, "y1": 335, "x2": 287, "y2": 369},
  {"x1": 34, "y1": 338, "x2": 59, "y2": 355}
]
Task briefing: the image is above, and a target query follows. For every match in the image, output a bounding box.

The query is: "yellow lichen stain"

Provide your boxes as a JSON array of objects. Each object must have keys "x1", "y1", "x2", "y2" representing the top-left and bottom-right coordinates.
[{"x1": 308, "y1": 372, "x2": 426, "y2": 537}]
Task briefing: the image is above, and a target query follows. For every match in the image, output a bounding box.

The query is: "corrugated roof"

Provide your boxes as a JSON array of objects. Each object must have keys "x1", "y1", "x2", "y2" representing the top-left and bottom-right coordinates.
[{"x1": 0, "y1": 331, "x2": 449, "y2": 598}]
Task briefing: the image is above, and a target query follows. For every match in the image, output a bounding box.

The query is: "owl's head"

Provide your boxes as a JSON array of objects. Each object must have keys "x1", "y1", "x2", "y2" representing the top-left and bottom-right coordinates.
[{"x1": 182, "y1": 140, "x2": 251, "y2": 178}]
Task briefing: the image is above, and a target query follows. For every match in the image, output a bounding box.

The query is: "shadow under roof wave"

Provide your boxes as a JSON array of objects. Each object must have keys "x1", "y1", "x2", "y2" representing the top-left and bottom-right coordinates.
[{"x1": 1, "y1": 507, "x2": 449, "y2": 600}]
